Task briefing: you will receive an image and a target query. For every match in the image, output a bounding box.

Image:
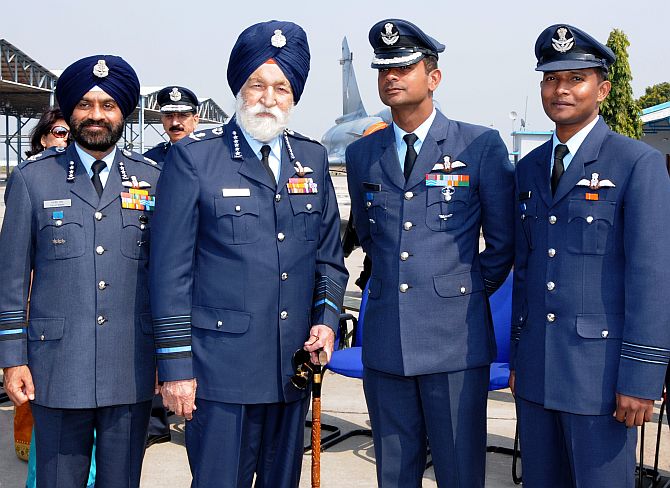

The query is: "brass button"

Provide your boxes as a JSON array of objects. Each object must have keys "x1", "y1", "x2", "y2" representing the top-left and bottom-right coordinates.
[
  {"x1": 366, "y1": 201, "x2": 372, "y2": 208},
  {"x1": 547, "y1": 313, "x2": 556, "y2": 322},
  {"x1": 549, "y1": 215, "x2": 557, "y2": 224},
  {"x1": 275, "y1": 194, "x2": 281, "y2": 202},
  {"x1": 281, "y1": 272, "x2": 288, "y2": 281},
  {"x1": 40, "y1": 334, "x2": 45, "y2": 341},
  {"x1": 404, "y1": 191, "x2": 414, "y2": 200},
  {"x1": 460, "y1": 286, "x2": 467, "y2": 294},
  {"x1": 601, "y1": 330, "x2": 609, "y2": 338},
  {"x1": 586, "y1": 215, "x2": 594, "y2": 224},
  {"x1": 55, "y1": 220, "x2": 63, "y2": 227},
  {"x1": 548, "y1": 248, "x2": 556, "y2": 257},
  {"x1": 94, "y1": 212, "x2": 103, "y2": 221},
  {"x1": 140, "y1": 224, "x2": 146, "y2": 230},
  {"x1": 98, "y1": 281, "x2": 107, "y2": 290},
  {"x1": 399, "y1": 283, "x2": 409, "y2": 293},
  {"x1": 547, "y1": 281, "x2": 555, "y2": 291},
  {"x1": 403, "y1": 221, "x2": 413, "y2": 231},
  {"x1": 277, "y1": 232, "x2": 285, "y2": 242},
  {"x1": 235, "y1": 205, "x2": 241, "y2": 212},
  {"x1": 280, "y1": 311, "x2": 288, "y2": 320},
  {"x1": 400, "y1": 251, "x2": 409, "y2": 261},
  {"x1": 97, "y1": 315, "x2": 106, "y2": 325},
  {"x1": 216, "y1": 320, "x2": 223, "y2": 328},
  {"x1": 96, "y1": 245, "x2": 105, "y2": 255},
  {"x1": 306, "y1": 203, "x2": 313, "y2": 211}
]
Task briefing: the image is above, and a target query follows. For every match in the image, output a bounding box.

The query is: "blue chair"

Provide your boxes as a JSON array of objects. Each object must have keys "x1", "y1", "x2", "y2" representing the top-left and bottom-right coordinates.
[{"x1": 484, "y1": 271, "x2": 521, "y2": 484}]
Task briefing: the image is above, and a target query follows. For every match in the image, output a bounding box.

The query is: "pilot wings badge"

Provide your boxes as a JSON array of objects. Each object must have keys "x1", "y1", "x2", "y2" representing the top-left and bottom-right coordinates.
[
  {"x1": 381, "y1": 23, "x2": 399, "y2": 46},
  {"x1": 432, "y1": 155, "x2": 467, "y2": 173},
  {"x1": 552, "y1": 27, "x2": 575, "y2": 53},
  {"x1": 576, "y1": 172, "x2": 615, "y2": 190},
  {"x1": 294, "y1": 160, "x2": 313, "y2": 177}
]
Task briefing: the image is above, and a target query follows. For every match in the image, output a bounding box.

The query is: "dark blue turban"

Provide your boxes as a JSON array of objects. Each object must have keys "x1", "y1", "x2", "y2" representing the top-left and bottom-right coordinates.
[
  {"x1": 56, "y1": 55, "x2": 140, "y2": 122},
  {"x1": 227, "y1": 20, "x2": 311, "y2": 104}
]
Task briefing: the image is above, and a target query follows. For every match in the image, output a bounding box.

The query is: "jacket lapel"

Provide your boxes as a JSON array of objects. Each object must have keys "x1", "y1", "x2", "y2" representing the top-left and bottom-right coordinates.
[
  {"x1": 67, "y1": 146, "x2": 100, "y2": 209},
  {"x1": 406, "y1": 111, "x2": 451, "y2": 190},
  {"x1": 377, "y1": 126, "x2": 405, "y2": 191},
  {"x1": 276, "y1": 139, "x2": 297, "y2": 192},
  {"x1": 229, "y1": 120, "x2": 277, "y2": 190},
  {"x1": 534, "y1": 141, "x2": 553, "y2": 208},
  {"x1": 98, "y1": 150, "x2": 125, "y2": 211}
]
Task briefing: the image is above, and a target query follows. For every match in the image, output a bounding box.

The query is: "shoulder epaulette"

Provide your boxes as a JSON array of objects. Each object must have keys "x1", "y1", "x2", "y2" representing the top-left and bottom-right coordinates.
[
  {"x1": 121, "y1": 148, "x2": 161, "y2": 168},
  {"x1": 285, "y1": 128, "x2": 321, "y2": 145},
  {"x1": 19, "y1": 147, "x2": 61, "y2": 167},
  {"x1": 181, "y1": 126, "x2": 225, "y2": 147}
]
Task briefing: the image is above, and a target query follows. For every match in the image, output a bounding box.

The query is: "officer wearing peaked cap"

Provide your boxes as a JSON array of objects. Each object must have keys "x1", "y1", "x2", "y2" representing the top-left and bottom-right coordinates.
[
  {"x1": 144, "y1": 86, "x2": 200, "y2": 166},
  {"x1": 346, "y1": 19, "x2": 514, "y2": 487},
  {"x1": 510, "y1": 24, "x2": 670, "y2": 487},
  {"x1": 149, "y1": 20, "x2": 347, "y2": 487},
  {"x1": 0, "y1": 55, "x2": 160, "y2": 487}
]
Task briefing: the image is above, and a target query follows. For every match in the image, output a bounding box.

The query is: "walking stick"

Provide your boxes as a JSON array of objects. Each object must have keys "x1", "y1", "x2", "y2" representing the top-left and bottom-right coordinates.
[{"x1": 311, "y1": 350, "x2": 327, "y2": 488}]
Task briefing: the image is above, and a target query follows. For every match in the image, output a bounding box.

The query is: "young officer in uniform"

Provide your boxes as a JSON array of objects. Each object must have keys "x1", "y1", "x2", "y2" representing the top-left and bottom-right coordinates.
[
  {"x1": 0, "y1": 55, "x2": 160, "y2": 487},
  {"x1": 144, "y1": 85, "x2": 200, "y2": 166},
  {"x1": 346, "y1": 19, "x2": 514, "y2": 487},
  {"x1": 149, "y1": 20, "x2": 348, "y2": 488},
  {"x1": 510, "y1": 24, "x2": 670, "y2": 487}
]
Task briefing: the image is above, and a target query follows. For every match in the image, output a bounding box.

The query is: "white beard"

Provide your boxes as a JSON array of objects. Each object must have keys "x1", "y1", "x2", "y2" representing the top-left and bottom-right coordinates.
[{"x1": 235, "y1": 93, "x2": 293, "y2": 143}]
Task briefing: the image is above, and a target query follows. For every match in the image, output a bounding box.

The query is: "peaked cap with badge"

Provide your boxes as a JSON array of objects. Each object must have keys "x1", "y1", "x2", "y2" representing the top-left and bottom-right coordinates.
[
  {"x1": 55, "y1": 54, "x2": 140, "y2": 122},
  {"x1": 535, "y1": 24, "x2": 616, "y2": 72},
  {"x1": 227, "y1": 20, "x2": 310, "y2": 103},
  {"x1": 157, "y1": 86, "x2": 199, "y2": 113},
  {"x1": 368, "y1": 18, "x2": 445, "y2": 69}
]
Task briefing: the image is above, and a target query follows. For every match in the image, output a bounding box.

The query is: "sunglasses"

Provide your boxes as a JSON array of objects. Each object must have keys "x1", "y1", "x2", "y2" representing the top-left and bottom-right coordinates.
[{"x1": 50, "y1": 126, "x2": 69, "y2": 138}]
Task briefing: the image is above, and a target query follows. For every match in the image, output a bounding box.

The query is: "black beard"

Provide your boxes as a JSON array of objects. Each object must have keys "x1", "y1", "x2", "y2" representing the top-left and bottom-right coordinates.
[{"x1": 71, "y1": 118, "x2": 124, "y2": 152}]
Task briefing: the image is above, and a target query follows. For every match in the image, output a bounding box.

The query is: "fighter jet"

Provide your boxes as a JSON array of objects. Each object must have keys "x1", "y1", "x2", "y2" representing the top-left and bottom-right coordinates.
[{"x1": 321, "y1": 37, "x2": 391, "y2": 167}]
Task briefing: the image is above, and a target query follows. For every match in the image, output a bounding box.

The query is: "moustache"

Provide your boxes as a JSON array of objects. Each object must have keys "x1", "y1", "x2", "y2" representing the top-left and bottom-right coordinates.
[{"x1": 80, "y1": 119, "x2": 113, "y2": 131}]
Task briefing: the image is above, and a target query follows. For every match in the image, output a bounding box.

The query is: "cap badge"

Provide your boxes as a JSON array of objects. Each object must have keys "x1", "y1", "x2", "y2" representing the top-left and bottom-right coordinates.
[
  {"x1": 93, "y1": 60, "x2": 109, "y2": 78},
  {"x1": 169, "y1": 87, "x2": 182, "y2": 102},
  {"x1": 552, "y1": 27, "x2": 574, "y2": 53},
  {"x1": 381, "y1": 22, "x2": 399, "y2": 46},
  {"x1": 271, "y1": 29, "x2": 287, "y2": 48}
]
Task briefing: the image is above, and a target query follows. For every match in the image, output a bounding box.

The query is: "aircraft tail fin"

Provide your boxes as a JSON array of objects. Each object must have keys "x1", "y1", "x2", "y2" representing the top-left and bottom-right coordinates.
[{"x1": 340, "y1": 37, "x2": 367, "y2": 121}]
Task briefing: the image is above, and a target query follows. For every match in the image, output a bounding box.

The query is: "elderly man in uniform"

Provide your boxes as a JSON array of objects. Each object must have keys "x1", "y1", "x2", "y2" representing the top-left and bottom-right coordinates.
[
  {"x1": 0, "y1": 55, "x2": 160, "y2": 487},
  {"x1": 346, "y1": 19, "x2": 514, "y2": 487},
  {"x1": 144, "y1": 86, "x2": 200, "y2": 165},
  {"x1": 149, "y1": 20, "x2": 348, "y2": 487},
  {"x1": 510, "y1": 24, "x2": 670, "y2": 487}
]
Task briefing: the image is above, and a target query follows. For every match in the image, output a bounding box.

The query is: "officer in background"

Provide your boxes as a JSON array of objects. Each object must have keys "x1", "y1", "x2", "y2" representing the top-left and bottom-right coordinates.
[
  {"x1": 144, "y1": 85, "x2": 200, "y2": 447},
  {"x1": 510, "y1": 25, "x2": 670, "y2": 487},
  {"x1": 346, "y1": 19, "x2": 514, "y2": 487},
  {"x1": 0, "y1": 55, "x2": 160, "y2": 487},
  {"x1": 144, "y1": 86, "x2": 200, "y2": 165},
  {"x1": 149, "y1": 21, "x2": 348, "y2": 487}
]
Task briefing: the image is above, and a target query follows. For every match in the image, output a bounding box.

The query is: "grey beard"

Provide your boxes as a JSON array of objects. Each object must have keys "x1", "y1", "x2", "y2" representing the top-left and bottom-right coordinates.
[{"x1": 235, "y1": 93, "x2": 292, "y2": 143}]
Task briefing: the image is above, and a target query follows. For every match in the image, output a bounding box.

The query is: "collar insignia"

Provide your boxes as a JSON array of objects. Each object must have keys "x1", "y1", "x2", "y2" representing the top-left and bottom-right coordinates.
[
  {"x1": 381, "y1": 22, "x2": 399, "y2": 46},
  {"x1": 271, "y1": 30, "x2": 287, "y2": 48},
  {"x1": 432, "y1": 155, "x2": 467, "y2": 173},
  {"x1": 552, "y1": 27, "x2": 574, "y2": 53},
  {"x1": 93, "y1": 60, "x2": 109, "y2": 78},
  {"x1": 169, "y1": 88, "x2": 182, "y2": 101},
  {"x1": 576, "y1": 172, "x2": 615, "y2": 190}
]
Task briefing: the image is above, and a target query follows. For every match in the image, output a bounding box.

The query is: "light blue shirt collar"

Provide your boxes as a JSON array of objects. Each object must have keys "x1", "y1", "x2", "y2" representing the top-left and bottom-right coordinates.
[
  {"x1": 551, "y1": 115, "x2": 599, "y2": 172},
  {"x1": 238, "y1": 126, "x2": 282, "y2": 183},
  {"x1": 74, "y1": 143, "x2": 116, "y2": 187},
  {"x1": 394, "y1": 108, "x2": 437, "y2": 170}
]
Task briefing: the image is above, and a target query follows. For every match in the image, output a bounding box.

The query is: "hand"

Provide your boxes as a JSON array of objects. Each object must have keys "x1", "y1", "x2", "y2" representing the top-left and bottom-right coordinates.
[
  {"x1": 304, "y1": 325, "x2": 335, "y2": 365},
  {"x1": 2, "y1": 365, "x2": 35, "y2": 406},
  {"x1": 162, "y1": 378, "x2": 197, "y2": 420},
  {"x1": 614, "y1": 393, "x2": 654, "y2": 427},
  {"x1": 508, "y1": 370, "x2": 516, "y2": 396}
]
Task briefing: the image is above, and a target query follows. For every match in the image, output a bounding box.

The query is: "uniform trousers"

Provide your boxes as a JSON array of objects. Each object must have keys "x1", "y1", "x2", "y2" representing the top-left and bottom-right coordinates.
[
  {"x1": 516, "y1": 395, "x2": 636, "y2": 488},
  {"x1": 363, "y1": 365, "x2": 489, "y2": 488},
  {"x1": 31, "y1": 400, "x2": 151, "y2": 488},
  {"x1": 185, "y1": 397, "x2": 309, "y2": 488}
]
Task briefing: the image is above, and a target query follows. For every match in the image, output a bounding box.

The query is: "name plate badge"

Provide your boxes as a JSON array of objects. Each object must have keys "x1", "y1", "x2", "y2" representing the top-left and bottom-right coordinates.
[
  {"x1": 222, "y1": 188, "x2": 251, "y2": 197},
  {"x1": 43, "y1": 199, "x2": 72, "y2": 208}
]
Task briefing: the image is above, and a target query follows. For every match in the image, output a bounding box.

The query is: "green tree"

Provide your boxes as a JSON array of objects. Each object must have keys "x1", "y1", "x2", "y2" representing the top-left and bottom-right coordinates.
[
  {"x1": 637, "y1": 82, "x2": 670, "y2": 109},
  {"x1": 600, "y1": 29, "x2": 643, "y2": 139}
]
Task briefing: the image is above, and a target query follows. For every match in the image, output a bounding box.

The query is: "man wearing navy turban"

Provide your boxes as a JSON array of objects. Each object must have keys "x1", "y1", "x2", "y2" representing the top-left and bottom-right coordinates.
[
  {"x1": 149, "y1": 20, "x2": 347, "y2": 487},
  {"x1": 0, "y1": 55, "x2": 160, "y2": 487}
]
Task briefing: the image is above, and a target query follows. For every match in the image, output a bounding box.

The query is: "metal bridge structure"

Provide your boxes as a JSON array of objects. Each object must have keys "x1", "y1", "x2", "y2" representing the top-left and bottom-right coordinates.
[{"x1": 1, "y1": 39, "x2": 228, "y2": 180}]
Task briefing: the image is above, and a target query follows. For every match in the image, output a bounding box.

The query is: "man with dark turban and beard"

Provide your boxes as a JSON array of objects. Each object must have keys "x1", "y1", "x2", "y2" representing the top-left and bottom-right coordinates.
[
  {"x1": 0, "y1": 55, "x2": 160, "y2": 487},
  {"x1": 149, "y1": 20, "x2": 348, "y2": 487}
]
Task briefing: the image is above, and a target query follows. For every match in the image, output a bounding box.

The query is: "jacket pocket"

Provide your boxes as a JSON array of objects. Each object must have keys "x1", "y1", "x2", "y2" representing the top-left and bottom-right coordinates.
[
  {"x1": 433, "y1": 270, "x2": 484, "y2": 298},
  {"x1": 191, "y1": 306, "x2": 251, "y2": 334},
  {"x1": 289, "y1": 195, "x2": 322, "y2": 241},
  {"x1": 27, "y1": 318, "x2": 65, "y2": 341},
  {"x1": 214, "y1": 197, "x2": 261, "y2": 245},
  {"x1": 38, "y1": 209, "x2": 85, "y2": 260},
  {"x1": 425, "y1": 187, "x2": 469, "y2": 231},
  {"x1": 364, "y1": 191, "x2": 387, "y2": 235},
  {"x1": 576, "y1": 314, "x2": 623, "y2": 339},
  {"x1": 567, "y1": 200, "x2": 616, "y2": 255},
  {"x1": 120, "y1": 209, "x2": 151, "y2": 260}
]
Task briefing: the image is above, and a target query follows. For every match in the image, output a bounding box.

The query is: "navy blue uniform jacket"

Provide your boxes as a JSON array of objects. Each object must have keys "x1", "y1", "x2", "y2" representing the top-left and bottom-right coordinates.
[
  {"x1": 149, "y1": 122, "x2": 348, "y2": 404},
  {"x1": 511, "y1": 117, "x2": 670, "y2": 415},
  {"x1": 346, "y1": 110, "x2": 515, "y2": 376},
  {"x1": 0, "y1": 145, "x2": 160, "y2": 408}
]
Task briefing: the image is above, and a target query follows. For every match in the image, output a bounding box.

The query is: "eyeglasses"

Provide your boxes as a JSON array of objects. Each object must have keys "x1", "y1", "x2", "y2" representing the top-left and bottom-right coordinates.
[{"x1": 50, "y1": 126, "x2": 69, "y2": 139}]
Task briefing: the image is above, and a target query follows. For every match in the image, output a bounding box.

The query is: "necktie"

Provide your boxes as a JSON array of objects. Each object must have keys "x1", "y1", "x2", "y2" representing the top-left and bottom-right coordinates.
[
  {"x1": 91, "y1": 160, "x2": 107, "y2": 197},
  {"x1": 551, "y1": 144, "x2": 569, "y2": 195},
  {"x1": 403, "y1": 133, "x2": 418, "y2": 181},
  {"x1": 260, "y1": 145, "x2": 276, "y2": 184}
]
